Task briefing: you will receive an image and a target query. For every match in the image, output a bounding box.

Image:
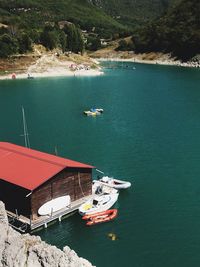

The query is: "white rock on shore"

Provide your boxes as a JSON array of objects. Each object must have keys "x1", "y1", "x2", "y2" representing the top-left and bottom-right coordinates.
[
  {"x1": 0, "y1": 201, "x2": 95, "y2": 267},
  {"x1": 96, "y1": 52, "x2": 200, "y2": 68}
]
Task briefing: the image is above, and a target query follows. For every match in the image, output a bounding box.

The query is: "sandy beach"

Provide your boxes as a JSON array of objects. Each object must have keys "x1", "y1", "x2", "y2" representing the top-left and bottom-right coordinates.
[
  {"x1": 0, "y1": 50, "x2": 199, "y2": 81},
  {"x1": 0, "y1": 68, "x2": 104, "y2": 80},
  {"x1": 0, "y1": 52, "x2": 104, "y2": 80}
]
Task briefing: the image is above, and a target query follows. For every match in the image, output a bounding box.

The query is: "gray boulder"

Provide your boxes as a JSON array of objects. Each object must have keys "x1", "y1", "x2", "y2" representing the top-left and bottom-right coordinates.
[{"x1": 0, "y1": 201, "x2": 95, "y2": 267}]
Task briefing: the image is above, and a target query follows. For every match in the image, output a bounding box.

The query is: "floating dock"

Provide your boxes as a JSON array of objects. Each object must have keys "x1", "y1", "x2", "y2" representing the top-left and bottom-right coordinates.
[
  {"x1": 7, "y1": 196, "x2": 90, "y2": 233},
  {"x1": 0, "y1": 142, "x2": 94, "y2": 233}
]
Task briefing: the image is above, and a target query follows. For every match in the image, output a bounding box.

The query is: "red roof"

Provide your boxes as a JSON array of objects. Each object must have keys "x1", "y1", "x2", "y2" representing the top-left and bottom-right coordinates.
[{"x1": 0, "y1": 142, "x2": 93, "y2": 191}]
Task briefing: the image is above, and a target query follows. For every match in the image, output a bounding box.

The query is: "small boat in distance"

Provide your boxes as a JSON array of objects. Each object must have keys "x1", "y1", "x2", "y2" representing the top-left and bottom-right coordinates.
[
  {"x1": 83, "y1": 108, "x2": 103, "y2": 116},
  {"x1": 12, "y1": 73, "x2": 16, "y2": 79},
  {"x1": 82, "y1": 209, "x2": 118, "y2": 226},
  {"x1": 96, "y1": 176, "x2": 131, "y2": 189},
  {"x1": 91, "y1": 108, "x2": 103, "y2": 113},
  {"x1": 78, "y1": 193, "x2": 119, "y2": 216},
  {"x1": 27, "y1": 73, "x2": 34, "y2": 79}
]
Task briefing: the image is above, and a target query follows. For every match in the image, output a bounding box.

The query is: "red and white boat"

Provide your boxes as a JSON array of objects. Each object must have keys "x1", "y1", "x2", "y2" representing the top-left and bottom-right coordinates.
[{"x1": 82, "y1": 209, "x2": 118, "y2": 226}]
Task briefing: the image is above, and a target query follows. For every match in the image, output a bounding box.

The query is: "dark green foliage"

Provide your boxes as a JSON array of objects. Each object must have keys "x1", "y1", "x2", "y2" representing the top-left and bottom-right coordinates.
[
  {"x1": 0, "y1": 34, "x2": 18, "y2": 57},
  {"x1": 28, "y1": 29, "x2": 40, "y2": 44},
  {"x1": 0, "y1": 0, "x2": 198, "y2": 60},
  {"x1": 133, "y1": 0, "x2": 200, "y2": 60},
  {"x1": 64, "y1": 24, "x2": 84, "y2": 53},
  {"x1": 59, "y1": 31, "x2": 67, "y2": 53},
  {"x1": 40, "y1": 26, "x2": 59, "y2": 50},
  {"x1": 0, "y1": 27, "x2": 8, "y2": 35},
  {"x1": 116, "y1": 40, "x2": 127, "y2": 51},
  {"x1": 17, "y1": 32, "x2": 32, "y2": 53},
  {"x1": 89, "y1": 0, "x2": 180, "y2": 28},
  {"x1": 0, "y1": 0, "x2": 129, "y2": 38},
  {"x1": 86, "y1": 36, "x2": 101, "y2": 51},
  {"x1": 115, "y1": 38, "x2": 135, "y2": 51}
]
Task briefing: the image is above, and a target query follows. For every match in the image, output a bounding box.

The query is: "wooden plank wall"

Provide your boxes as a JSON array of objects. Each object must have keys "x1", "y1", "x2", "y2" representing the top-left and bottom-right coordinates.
[
  {"x1": 31, "y1": 183, "x2": 52, "y2": 220},
  {"x1": 31, "y1": 168, "x2": 92, "y2": 220}
]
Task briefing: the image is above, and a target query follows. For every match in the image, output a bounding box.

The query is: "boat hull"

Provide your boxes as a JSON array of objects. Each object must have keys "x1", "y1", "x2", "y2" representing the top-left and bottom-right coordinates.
[
  {"x1": 78, "y1": 193, "x2": 119, "y2": 216},
  {"x1": 38, "y1": 195, "x2": 71, "y2": 216},
  {"x1": 99, "y1": 176, "x2": 131, "y2": 189},
  {"x1": 83, "y1": 111, "x2": 101, "y2": 116},
  {"x1": 83, "y1": 209, "x2": 118, "y2": 226},
  {"x1": 83, "y1": 108, "x2": 103, "y2": 116}
]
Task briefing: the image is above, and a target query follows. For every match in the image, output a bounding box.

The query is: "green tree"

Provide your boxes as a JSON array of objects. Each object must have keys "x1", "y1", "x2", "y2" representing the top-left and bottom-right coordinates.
[
  {"x1": 28, "y1": 29, "x2": 40, "y2": 44},
  {"x1": 40, "y1": 26, "x2": 59, "y2": 50},
  {"x1": 59, "y1": 31, "x2": 67, "y2": 52},
  {"x1": 133, "y1": 0, "x2": 200, "y2": 60},
  {"x1": 0, "y1": 34, "x2": 18, "y2": 58},
  {"x1": 17, "y1": 32, "x2": 32, "y2": 53},
  {"x1": 64, "y1": 24, "x2": 84, "y2": 53},
  {"x1": 86, "y1": 36, "x2": 101, "y2": 51},
  {"x1": 116, "y1": 39, "x2": 128, "y2": 51},
  {"x1": 76, "y1": 28, "x2": 84, "y2": 54}
]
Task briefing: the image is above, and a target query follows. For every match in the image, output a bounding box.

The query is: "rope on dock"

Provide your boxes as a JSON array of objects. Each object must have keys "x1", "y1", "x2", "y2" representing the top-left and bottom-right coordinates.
[{"x1": 78, "y1": 172, "x2": 86, "y2": 197}]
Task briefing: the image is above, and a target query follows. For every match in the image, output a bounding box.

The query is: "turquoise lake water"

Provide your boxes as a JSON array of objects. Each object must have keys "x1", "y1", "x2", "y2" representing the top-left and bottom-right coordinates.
[{"x1": 0, "y1": 62, "x2": 200, "y2": 267}]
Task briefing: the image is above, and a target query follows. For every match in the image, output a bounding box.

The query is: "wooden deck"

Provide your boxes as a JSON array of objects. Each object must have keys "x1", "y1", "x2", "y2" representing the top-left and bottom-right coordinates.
[{"x1": 7, "y1": 196, "x2": 91, "y2": 233}]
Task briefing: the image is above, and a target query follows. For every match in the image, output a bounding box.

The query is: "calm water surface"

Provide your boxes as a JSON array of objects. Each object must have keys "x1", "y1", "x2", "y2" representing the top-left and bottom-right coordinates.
[{"x1": 0, "y1": 62, "x2": 200, "y2": 267}]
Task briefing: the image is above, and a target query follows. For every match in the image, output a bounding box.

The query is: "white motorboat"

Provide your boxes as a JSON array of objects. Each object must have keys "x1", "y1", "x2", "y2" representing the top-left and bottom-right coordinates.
[
  {"x1": 98, "y1": 176, "x2": 131, "y2": 189},
  {"x1": 38, "y1": 195, "x2": 71, "y2": 216},
  {"x1": 78, "y1": 192, "x2": 119, "y2": 216},
  {"x1": 93, "y1": 108, "x2": 103, "y2": 113},
  {"x1": 83, "y1": 108, "x2": 103, "y2": 116},
  {"x1": 92, "y1": 180, "x2": 118, "y2": 195},
  {"x1": 83, "y1": 110, "x2": 101, "y2": 116}
]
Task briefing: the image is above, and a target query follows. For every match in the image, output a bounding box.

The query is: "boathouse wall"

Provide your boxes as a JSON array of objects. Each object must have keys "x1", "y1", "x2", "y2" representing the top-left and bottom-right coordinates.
[
  {"x1": 0, "y1": 142, "x2": 94, "y2": 227},
  {"x1": 0, "y1": 180, "x2": 31, "y2": 217},
  {"x1": 0, "y1": 168, "x2": 92, "y2": 221},
  {"x1": 31, "y1": 167, "x2": 92, "y2": 220}
]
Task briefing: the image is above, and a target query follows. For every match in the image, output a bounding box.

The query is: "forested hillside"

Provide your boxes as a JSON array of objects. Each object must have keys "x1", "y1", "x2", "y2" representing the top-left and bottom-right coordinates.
[
  {"x1": 0, "y1": 0, "x2": 199, "y2": 60},
  {"x1": 0, "y1": 0, "x2": 177, "y2": 35},
  {"x1": 133, "y1": 0, "x2": 200, "y2": 60},
  {"x1": 0, "y1": 0, "x2": 130, "y2": 58},
  {"x1": 88, "y1": 0, "x2": 179, "y2": 27},
  {"x1": 0, "y1": 0, "x2": 129, "y2": 36}
]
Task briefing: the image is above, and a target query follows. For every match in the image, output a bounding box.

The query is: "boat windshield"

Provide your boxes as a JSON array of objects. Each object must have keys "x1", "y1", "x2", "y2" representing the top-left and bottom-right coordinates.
[
  {"x1": 93, "y1": 199, "x2": 98, "y2": 205},
  {"x1": 101, "y1": 176, "x2": 110, "y2": 182}
]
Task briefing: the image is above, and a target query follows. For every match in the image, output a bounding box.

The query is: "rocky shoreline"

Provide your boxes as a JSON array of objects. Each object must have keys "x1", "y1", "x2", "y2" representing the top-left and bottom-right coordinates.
[
  {"x1": 0, "y1": 201, "x2": 94, "y2": 267},
  {"x1": 98, "y1": 57, "x2": 200, "y2": 68},
  {"x1": 0, "y1": 49, "x2": 199, "y2": 81},
  {"x1": 90, "y1": 48, "x2": 200, "y2": 69},
  {"x1": 96, "y1": 55, "x2": 200, "y2": 69}
]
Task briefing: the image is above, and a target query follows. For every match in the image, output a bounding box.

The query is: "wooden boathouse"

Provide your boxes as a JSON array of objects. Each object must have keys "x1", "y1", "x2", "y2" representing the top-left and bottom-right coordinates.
[{"x1": 0, "y1": 142, "x2": 93, "y2": 232}]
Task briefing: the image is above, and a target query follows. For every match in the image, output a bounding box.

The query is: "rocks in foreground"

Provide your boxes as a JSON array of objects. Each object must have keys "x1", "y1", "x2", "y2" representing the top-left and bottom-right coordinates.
[{"x1": 0, "y1": 201, "x2": 94, "y2": 267}]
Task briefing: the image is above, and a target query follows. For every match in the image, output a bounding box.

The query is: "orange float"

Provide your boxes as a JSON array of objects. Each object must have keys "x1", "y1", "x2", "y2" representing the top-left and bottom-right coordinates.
[{"x1": 82, "y1": 209, "x2": 118, "y2": 226}]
